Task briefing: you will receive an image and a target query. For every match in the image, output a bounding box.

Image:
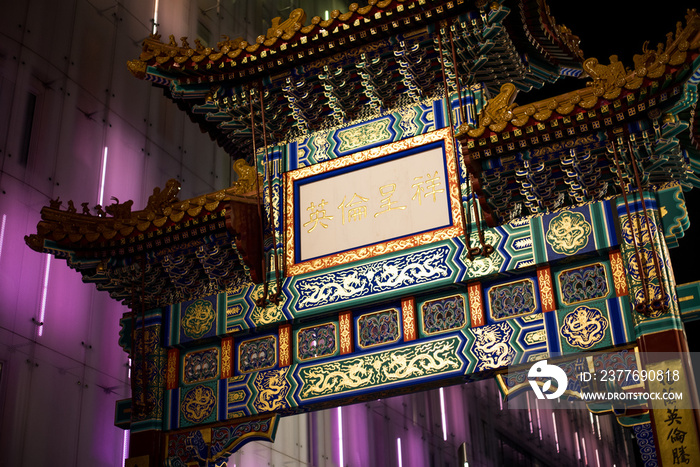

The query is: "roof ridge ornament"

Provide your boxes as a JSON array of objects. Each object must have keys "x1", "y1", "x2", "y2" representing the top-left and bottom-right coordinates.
[
  {"x1": 583, "y1": 55, "x2": 627, "y2": 100},
  {"x1": 266, "y1": 8, "x2": 307, "y2": 40},
  {"x1": 466, "y1": 83, "x2": 518, "y2": 138}
]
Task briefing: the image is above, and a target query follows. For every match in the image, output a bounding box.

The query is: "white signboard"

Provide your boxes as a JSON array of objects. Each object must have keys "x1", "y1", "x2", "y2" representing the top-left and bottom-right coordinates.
[{"x1": 285, "y1": 128, "x2": 464, "y2": 276}]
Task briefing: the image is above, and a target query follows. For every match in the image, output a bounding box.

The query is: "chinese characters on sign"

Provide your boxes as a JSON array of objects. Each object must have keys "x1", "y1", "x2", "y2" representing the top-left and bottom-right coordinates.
[
  {"x1": 297, "y1": 145, "x2": 451, "y2": 262},
  {"x1": 285, "y1": 128, "x2": 463, "y2": 275},
  {"x1": 647, "y1": 359, "x2": 700, "y2": 466}
]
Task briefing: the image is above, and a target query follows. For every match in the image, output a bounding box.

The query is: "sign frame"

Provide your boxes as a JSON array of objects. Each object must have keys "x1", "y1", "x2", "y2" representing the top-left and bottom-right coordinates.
[{"x1": 284, "y1": 127, "x2": 464, "y2": 276}]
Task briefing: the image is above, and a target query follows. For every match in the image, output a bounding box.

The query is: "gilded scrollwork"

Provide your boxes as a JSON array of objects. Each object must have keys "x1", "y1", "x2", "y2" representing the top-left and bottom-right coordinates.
[
  {"x1": 583, "y1": 56, "x2": 627, "y2": 100},
  {"x1": 295, "y1": 246, "x2": 451, "y2": 310},
  {"x1": 467, "y1": 83, "x2": 518, "y2": 138},
  {"x1": 560, "y1": 306, "x2": 609, "y2": 350},
  {"x1": 402, "y1": 299, "x2": 416, "y2": 341},
  {"x1": 545, "y1": 211, "x2": 592, "y2": 256},
  {"x1": 471, "y1": 324, "x2": 516, "y2": 371},
  {"x1": 467, "y1": 284, "x2": 483, "y2": 326},
  {"x1": 464, "y1": 230, "x2": 504, "y2": 278},
  {"x1": 298, "y1": 337, "x2": 462, "y2": 400},
  {"x1": 337, "y1": 119, "x2": 392, "y2": 153},
  {"x1": 339, "y1": 313, "x2": 352, "y2": 354},
  {"x1": 181, "y1": 385, "x2": 216, "y2": 424},
  {"x1": 609, "y1": 251, "x2": 628, "y2": 296},
  {"x1": 182, "y1": 299, "x2": 216, "y2": 339},
  {"x1": 253, "y1": 368, "x2": 291, "y2": 412},
  {"x1": 250, "y1": 284, "x2": 285, "y2": 326},
  {"x1": 537, "y1": 268, "x2": 554, "y2": 311}
]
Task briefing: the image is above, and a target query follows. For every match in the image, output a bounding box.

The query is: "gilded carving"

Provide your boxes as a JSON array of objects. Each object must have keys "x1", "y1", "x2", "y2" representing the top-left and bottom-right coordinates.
[
  {"x1": 231, "y1": 159, "x2": 263, "y2": 195},
  {"x1": 182, "y1": 299, "x2": 216, "y2": 339},
  {"x1": 561, "y1": 306, "x2": 609, "y2": 350},
  {"x1": 545, "y1": 211, "x2": 592, "y2": 256},
  {"x1": 337, "y1": 119, "x2": 392, "y2": 153},
  {"x1": 467, "y1": 83, "x2": 518, "y2": 137},
  {"x1": 182, "y1": 385, "x2": 216, "y2": 424},
  {"x1": 471, "y1": 324, "x2": 515, "y2": 370},
  {"x1": 339, "y1": 313, "x2": 352, "y2": 354},
  {"x1": 402, "y1": 298, "x2": 416, "y2": 341},
  {"x1": 221, "y1": 339, "x2": 232, "y2": 378},
  {"x1": 266, "y1": 8, "x2": 306, "y2": 40},
  {"x1": 583, "y1": 56, "x2": 627, "y2": 100},
  {"x1": 609, "y1": 251, "x2": 629, "y2": 296},
  {"x1": 253, "y1": 368, "x2": 291, "y2": 412},
  {"x1": 279, "y1": 326, "x2": 291, "y2": 367},
  {"x1": 298, "y1": 337, "x2": 462, "y2": 399},
  {"x1": 524, "y1": 329, "x2": 547, "y2": 345},
  {"x1": 250, "y1": 286, "x2": 285, "y2": 326},
  {"x1": 538, "y1": 268, "x2": 554, "y2": 312},
  {"x1": 467, "y1": 283, "x2": 483, "y2": 327}
]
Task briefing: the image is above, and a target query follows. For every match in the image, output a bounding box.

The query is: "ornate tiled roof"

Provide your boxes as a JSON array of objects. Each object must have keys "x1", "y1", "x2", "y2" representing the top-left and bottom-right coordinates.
[
  {"x1": 457, "y1": 9, "x2": 700, "y2": 225},
  {"x1": 127, "y1": 0, "x2": 585, "y2": 160},
  {"x1": 24, "y1": 162, "x2": 265, "y2": 309}
]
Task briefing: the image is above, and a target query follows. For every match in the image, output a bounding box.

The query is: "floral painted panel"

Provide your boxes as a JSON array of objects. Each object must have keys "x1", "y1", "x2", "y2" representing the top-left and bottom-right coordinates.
[
  {"x1": 297, "y1": 323, "x2": 337, "y2": 361},
  {"x1": 183, "y1": 348, "x2": 219, "y2": 384},
  {"x1": 488, "y1": 279, "x2": 537, "y2": 321},
  {"x1": 421, "y1": 295, "x2": 466, "y2": 335},
  {"x1": 558, "y1": 263, "x2": 609, "y2": 305},
  {"x1": 357, "y1": 309, "x2": 400, "y2": 349},
  {"x1": 238, "y1": 336, "x2": 277, "y2": 373}
]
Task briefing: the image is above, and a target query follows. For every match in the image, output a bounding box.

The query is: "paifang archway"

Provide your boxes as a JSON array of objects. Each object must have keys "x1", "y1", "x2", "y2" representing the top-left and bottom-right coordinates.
[{"x1": 27, "y1": 2, "x2": 700, "y2": 465}]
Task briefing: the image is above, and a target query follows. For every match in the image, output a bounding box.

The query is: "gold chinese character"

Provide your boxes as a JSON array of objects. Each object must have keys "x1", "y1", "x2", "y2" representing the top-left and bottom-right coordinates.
[
  {"x1": 412, "y1": 171, "x2": 445, "y2": 205},
  {"x1": 424, "y1": 171, "x2": 445, "y2": 202},
  {"x1": 303, "y1": 199, "x2": 333, "y2": 233},
  {"x1": 338, "y1": 193, "x2": 369, "y2": 224},
  {"x1": 374, "y1": 183, "x2": 406, "y2": 217}
]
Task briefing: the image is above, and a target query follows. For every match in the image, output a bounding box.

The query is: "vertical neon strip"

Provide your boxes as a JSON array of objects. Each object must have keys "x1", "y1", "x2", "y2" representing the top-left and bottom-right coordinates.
[
  {"x1": 439, "y1": 387, "x2": 447, "y2": 441},
  {"x1": 552, "y1": 413, "x2": 559, "y2": 453},
  {"x1": 589, "y1": 412, "x2": 595, "y2": 435},
  {"x1": 534, "y1": 397, "x2": 542, "y2": 440},
  {"x1": 581, "y1": 437, "x2": 588, "y2": 465},
  {"x1": 526, "y1": 393, "x2": 533, "y2": 433},
  {"x1": 38, "y1": 255, "x2": 50, "y2": 337},
  {"x1": 0, "y1": 214, "x2": 6, "y2": 263},
  {"x1": 575, "y1": 431, "x2": 581, "y2": 460},
  {"x1": 337, "y1": 407, "x2": 343, "y2": 467},
  {"x1": 397, "y1": 438, "x2": 403, "y2": 467},
  {"x1": 595, "y1": 449, "x2": 600, "y2": 467},
  {"x1": 122, "y1": 429, "x2": 130, "y2": 463},
  {"x1": 152, "y1": 0, "x2": 160, "y2": 34},
  {"x1": 595, "y1": 415, "x2": 601, "y2": 440},
  {"x1": 98, "y1": 147, "x2": 108, "y2": 206}
]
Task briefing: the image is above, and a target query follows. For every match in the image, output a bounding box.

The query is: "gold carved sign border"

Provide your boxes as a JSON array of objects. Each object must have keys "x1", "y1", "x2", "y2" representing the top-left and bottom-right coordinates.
[{"x1": 284, "y1": 127, "x2": 464, "y2": 276}]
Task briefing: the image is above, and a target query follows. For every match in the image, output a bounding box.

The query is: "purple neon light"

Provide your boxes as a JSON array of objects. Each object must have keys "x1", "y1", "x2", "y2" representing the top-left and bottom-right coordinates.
[
  {"x1": 439, "y1": 387, "x2": 447, "y2": 441},
  {"x1": 38, "y1": 255, "x2": 50, "y2": 337}
]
